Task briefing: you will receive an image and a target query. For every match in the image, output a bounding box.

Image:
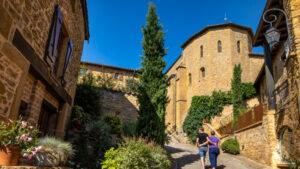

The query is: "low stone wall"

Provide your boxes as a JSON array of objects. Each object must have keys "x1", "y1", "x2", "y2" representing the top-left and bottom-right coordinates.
[
  {"x1": 100, "y1": 89, "x2": 139, "y2": 123},
  {"x1": 220, "y1": 110, "x2": 279, "y2": 168}
]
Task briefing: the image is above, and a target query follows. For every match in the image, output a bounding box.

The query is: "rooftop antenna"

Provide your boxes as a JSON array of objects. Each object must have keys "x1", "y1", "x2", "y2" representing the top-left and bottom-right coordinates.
[{"x1": 224, "y1": 13, "x2": 228, "y2": 23}]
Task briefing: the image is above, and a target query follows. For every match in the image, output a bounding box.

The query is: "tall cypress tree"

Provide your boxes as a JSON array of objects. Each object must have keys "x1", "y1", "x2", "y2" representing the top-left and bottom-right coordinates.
[
  {"x1": 231, "y1": 64, "x2": 243, "y2": 118},
  {"x1": 136, "y1": 2, "x2": 168, "y2": 145}
]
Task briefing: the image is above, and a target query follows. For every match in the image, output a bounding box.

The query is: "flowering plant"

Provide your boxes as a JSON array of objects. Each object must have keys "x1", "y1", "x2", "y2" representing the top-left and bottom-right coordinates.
[{"x1": 0, "y1": 119, "x2": 41, "y2": 159}]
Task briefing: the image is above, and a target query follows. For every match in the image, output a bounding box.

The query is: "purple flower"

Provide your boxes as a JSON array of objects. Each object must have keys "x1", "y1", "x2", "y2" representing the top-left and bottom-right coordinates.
[
  {"x1": 35, "y1": 146, "x2": 42, "y2": 152},
  {"x1": 23, "y1": 153, "x2": 28, "y2": 158},
  {"x1": 27, "y1": 137, "x2": 32, "y2": 142},
  {"x1": 28, "y1": 154, "x2": 33, "y2": 160},
  {"x1": 20, "y1": 134, "x2": 26, "y2": 141},
  {"x1": 21, "y1": 121, "x2": 27, "y2": 128},
  {"x1": 29, "y1": 126, "x2": 34, "y2": 130}
]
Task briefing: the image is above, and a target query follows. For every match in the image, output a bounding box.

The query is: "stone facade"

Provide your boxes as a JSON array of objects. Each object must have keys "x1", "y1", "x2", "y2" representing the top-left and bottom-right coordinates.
[
  {"x1": 166, "y1": 23, "x2": 264, "y2": 131},
  {"x1": 80, "y1": 62, "x2": 139, "y2": 123},
  {"x1": 0, "y1": 0, "x2": 89, "y2": 138}
]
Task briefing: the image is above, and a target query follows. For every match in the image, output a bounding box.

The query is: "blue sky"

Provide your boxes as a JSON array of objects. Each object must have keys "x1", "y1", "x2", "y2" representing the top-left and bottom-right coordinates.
[{"x1": 81, "y1": 0, "x2": 267, "y2": 70}]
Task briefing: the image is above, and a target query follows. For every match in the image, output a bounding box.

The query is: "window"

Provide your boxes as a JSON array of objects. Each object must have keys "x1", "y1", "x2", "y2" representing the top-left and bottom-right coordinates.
[
  {"x1": 218, "y1": 40, "x2": 222, "y2": 53},
  {"x1": 119, "y1": 74, "x2": 123, "y2": 81},
  {"x1": 45, "y1": 5, "x2": 73, "y2": 83},
  {"x1": 201, "y1": 67, "x2": 205, "y2": 78},
  {"x1": 189, "y1": 73, "x2": 192, "y2": 85},
  {"x1": 114, "y1": 73, "x2": 119, "y2": 79},
  {"x1": 38, "y1": 100, "x2": 58, "y2": 137},
  {"x1": 200, "y1": 45, "x2": 203, "y2": 57},
  {"x1": 237, "y1": 41, "x2": 240, "y2": 53}
]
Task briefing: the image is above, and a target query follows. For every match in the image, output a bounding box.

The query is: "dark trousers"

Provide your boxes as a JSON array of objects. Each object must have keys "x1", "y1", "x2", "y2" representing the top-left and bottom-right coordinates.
[{"x1": 209, "y1": 148, "x2": 220, "y2": 168}]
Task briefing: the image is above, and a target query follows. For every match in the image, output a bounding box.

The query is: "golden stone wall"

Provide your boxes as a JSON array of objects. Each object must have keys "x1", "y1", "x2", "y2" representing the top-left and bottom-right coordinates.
[
  {"x1": 166, "y1": 25, "x2": 264, "y2": 130},
  {"x1": 0, "y1": 0, "x2": 88, "y2": 138}
]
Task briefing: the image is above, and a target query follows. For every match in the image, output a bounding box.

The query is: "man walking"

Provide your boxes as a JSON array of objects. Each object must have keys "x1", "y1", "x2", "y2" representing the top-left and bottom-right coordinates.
[{"x1": 196, "y1": 127, "x2": 209, "y2": 169}]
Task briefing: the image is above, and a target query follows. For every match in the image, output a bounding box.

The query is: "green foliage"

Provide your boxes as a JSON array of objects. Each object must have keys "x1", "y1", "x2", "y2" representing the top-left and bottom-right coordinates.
[
  {"x1": 122, "y1": 121, "x2": 137, "y2": 137},
  {"x1": 125, "y1": 78, "x2": 139, "y2": 93},
  {"x1": 0, "y1": 119, "x2": 40, "y2": 158},
  {"x1": 71, "y1": 105, "x2": 91, "y2": 123},
  {"x1": 101, "y1": 138, "x2": 170, "y2": 169},
  {"x1": 183, "y1": 91, "x2": 230, "y2": 143},
  {"x1": 103, "y1": 115, "x2": 122, "y2": 135},
  {"x1": 221, "y1": 139, "x2": 240, "y2": 155},
  {"x1": 95, "y1": 74, "x2": 116, "y2": 90},
  {"x1": 69, "y1": 120, "x2": 113, "y2": 169},
  {"x1": 75, "y1": 74, "x2": 102, "y2": 118},
  {"x1": 241, "y1": 82, "x2": 257, "y2": 99},
  {"x1": 231, "y1": 64, "x2": 243, "y2": 118},
  {"x1": 136, "y1": 2, "x2": 169, "y2": 146}
]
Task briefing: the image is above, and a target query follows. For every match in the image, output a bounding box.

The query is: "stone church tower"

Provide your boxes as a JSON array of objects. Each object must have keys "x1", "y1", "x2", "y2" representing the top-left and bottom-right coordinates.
[{"x1": 165, "y1": 23, "x2": 264, "y2": 131}]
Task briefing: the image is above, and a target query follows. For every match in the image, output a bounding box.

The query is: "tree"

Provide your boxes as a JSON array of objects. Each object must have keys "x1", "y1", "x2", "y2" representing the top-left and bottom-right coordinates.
[
  {"x1": 231, "y1": 64, "x2": 243, "y2": 119},
  {"x1": 136, "y1": 2, "x2": 168, "y2": 145}
]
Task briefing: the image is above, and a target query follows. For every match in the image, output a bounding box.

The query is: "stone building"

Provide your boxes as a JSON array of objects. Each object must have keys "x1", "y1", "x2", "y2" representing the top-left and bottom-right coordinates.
[
  {"x1": 165, "y1": 23, "x2": 264, "y2": 131},
  {"x1": 0, "y1": 0, "x2": 89, "y2": 138},
  {"x1": 80, "y1": 61, "x2": 139, "y2": 123},
  {"x1": 252, "y1": 0, "x2": 300, "y2": 167}
]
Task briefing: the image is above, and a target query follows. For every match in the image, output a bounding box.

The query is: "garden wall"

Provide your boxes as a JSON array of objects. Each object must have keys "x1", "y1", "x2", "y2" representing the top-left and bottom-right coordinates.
[
  {"x1": 100, "y1": 89, "x2": 138, "y2": 123},
  {"x1": 220, "y1": 109, "x2": 279, "y2": 168}
]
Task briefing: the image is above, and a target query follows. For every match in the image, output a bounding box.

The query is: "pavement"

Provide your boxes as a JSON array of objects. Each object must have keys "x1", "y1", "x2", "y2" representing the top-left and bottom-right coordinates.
[{"x1": 165, "y1": 138, "x2": 273, "y2": 169}]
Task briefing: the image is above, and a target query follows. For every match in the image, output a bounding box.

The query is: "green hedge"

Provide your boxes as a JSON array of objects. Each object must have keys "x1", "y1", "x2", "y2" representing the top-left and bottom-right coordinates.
[
  {"x1": 103, "y1": 114, "x2": 122, "y2": 135},
  {"x1": 221, "y1": 139, "x2": 240, "y2": 155}
]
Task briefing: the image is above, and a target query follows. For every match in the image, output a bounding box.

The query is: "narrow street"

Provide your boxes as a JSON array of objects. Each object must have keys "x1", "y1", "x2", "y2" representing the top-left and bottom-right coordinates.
[{"x1": 165, "y1": 138, "x2": 273, "y2": 169}]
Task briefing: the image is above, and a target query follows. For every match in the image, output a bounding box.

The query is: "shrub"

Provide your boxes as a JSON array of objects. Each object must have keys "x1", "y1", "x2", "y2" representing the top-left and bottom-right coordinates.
[
  {"x1": 122, "y1": 121, "x2": 136, "y2": 137},
  {"x1": 241, "y1": 82, "x2": 257, "y2": 99},
  {"x1": 103, "y1": 114, "x2": 122, "y2": 135},
  {"x1": 35, "y1": 137, "x2": 73, "y2": 166},
  {"x1": 221, "y1": 139, "x2": 240, "y2": 155},
  {"x1": 101, "y1": 138, "x2": 170, "y2": 169},
  {"x1": 125, "y1": 78, "x2": 139, "y2": 93}
]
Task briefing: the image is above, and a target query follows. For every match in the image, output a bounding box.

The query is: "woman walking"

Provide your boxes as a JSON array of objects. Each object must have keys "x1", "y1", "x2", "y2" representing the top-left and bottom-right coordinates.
[{"x1": 208, "y1": 131, "x2": 220, "y2": 169}]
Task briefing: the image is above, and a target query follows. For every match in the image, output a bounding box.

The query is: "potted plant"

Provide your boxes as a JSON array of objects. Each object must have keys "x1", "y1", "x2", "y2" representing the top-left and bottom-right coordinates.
[
  {"x1": 0, "y1": 119, "x2": 41, "y2": 165},
  {"x1": 35, "y1": 137, "x2": 73, "y2": 166}
]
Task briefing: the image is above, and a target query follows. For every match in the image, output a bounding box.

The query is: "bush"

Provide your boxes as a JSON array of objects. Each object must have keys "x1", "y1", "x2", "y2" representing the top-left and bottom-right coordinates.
[
  {"x1": 241, "y1": 82, "x2": 257, "y2": 99},
  {"x1": 101, "y1": 138, "x2": 170, "y2": 169},
  {"x1": 125, "y1": 78, "x2": 139, "y2": 93},
  {"x1": 221, "y1": 139, "x2": 240, "y2": 154},
  {"x1": 103, "y1": 114, "x2": 122, "y2": 135},
  {"x1": 122, "y1": 121, "x2": 136, "y2": 137}
]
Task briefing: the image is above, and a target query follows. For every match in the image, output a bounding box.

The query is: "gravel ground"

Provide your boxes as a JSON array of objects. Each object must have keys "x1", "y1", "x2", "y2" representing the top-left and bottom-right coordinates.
[{"x1": 165, "y1": 141, "x2": 273, "y2": 169}]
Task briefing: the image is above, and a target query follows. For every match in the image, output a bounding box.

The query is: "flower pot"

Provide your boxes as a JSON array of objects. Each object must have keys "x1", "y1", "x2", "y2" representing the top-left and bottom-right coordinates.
[{"x1": 0, "y1": 145, "x2": 21, "y2": 166}]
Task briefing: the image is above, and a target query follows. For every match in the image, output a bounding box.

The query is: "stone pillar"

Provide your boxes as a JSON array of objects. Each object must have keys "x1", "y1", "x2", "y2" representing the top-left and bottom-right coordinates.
[
  {"x1": 176, "y1": 66, "x2": 187, "y2": 129},
  {"x1": 264, "y1": 109, "x2": 280, "y2": 168}
]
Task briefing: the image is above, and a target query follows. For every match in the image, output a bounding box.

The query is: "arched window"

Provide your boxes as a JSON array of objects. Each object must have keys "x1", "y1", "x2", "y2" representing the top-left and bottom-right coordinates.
[
  {"x1": 201, "y1": 67, "x2": 205, "y2": 78},
  {"x1": 189, "y1": 73, "x2": 192, "y2": 84},
  {"x1": 279, "y1": 126, "x2": 293, "y2": 163},
  {"x1": 237, "y1": 41, "x2": 240, "y2": 53},
  {"x1": 218, "y1": 41, "x2": 222, "y2": 53},
  {"x1": 200, "y1": 45, "x2": 203, "y2": 57}
]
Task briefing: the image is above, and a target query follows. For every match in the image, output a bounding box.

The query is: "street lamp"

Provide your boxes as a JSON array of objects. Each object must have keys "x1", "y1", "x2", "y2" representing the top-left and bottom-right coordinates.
[{"x1": 263, "y1": 8, "x2": 293, "y2": 59}]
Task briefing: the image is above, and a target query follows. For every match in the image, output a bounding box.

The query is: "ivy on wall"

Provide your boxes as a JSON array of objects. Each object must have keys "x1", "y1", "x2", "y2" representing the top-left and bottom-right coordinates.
[{"x1": 183, "y1": 65, "x2": 257, "y2": 143}]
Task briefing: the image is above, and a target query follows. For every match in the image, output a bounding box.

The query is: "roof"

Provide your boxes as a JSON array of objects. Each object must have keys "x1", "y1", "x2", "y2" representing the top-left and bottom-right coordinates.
[
  {"x1": 253, "y1": 0, "x2": 287, "y2": 46},
  {"x1": 81, "y1": 0, "x2": 90, "y2": 40},
  {"x1": 165, "y1": 55, "x2": 182, "y2": 74},
  {"x1": 181, "y1": 23, "x2": 254, "y2": 49},
  {"x1": 81, "y1": 61, "x2": 138, "y2": 73}
]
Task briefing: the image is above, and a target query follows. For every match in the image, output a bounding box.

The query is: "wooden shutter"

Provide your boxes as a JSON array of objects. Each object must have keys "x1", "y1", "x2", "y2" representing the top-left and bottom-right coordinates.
[
  {"x1": 45, "y1": 6, "x2": 63, "y2": 67},
  {"x1": 62, "y1": 39, "x2": 73, "y2": 77}
]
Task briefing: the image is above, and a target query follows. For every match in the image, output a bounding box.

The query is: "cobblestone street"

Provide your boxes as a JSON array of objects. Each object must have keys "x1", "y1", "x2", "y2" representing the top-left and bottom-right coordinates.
[{"x1": 165, "y1": 140, "x2": 273, "y2": 169}]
